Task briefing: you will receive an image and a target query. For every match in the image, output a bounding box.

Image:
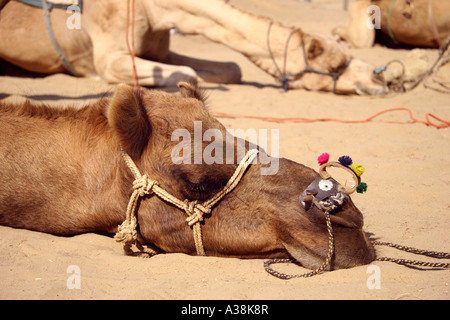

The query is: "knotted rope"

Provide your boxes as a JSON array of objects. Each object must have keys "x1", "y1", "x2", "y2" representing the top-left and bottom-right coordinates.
[{"x1": 114, "y1": 149, "x2": 259, "y2": 257}]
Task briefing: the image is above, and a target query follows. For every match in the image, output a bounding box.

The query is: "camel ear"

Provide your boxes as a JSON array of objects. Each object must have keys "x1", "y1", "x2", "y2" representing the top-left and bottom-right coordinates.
[
  {"x1": 107, "y1": 84, "x2": 151, "y2": 159},
  {"x1": 177, "y1": 82, "x2": 205, "y2": 101},
  {"x1": 307, "y1": 38, "x2": 324, "y2": 60}
]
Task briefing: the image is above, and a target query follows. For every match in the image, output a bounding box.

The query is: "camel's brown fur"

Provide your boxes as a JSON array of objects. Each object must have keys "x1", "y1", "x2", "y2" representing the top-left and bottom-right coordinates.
[{"x1": 0, "y1": 83, "x2": 375, "y2": 270}]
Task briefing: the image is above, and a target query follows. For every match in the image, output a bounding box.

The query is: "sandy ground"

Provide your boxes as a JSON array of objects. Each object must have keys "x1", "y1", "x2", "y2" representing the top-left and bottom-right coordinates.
[{"x1": 0, "y1": 0, "x2": 449, "y2": 300}]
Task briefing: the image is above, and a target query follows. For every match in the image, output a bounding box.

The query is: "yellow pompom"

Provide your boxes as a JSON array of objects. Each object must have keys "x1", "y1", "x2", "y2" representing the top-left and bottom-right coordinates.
[{"x1": 350, "y1": 164, "x2": 365, "y2": 176}]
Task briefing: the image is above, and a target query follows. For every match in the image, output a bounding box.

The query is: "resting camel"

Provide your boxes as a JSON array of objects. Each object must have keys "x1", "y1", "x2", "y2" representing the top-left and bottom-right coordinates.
[
  {"x1": 0, "y1": 0, "x2": 387, "y2": 94},
  {"x1": 0, "y1": 83, "x2": 376, "y2": 270},
  {"x1": 334, "y1": 0, "x2": 450, "y2": 48}
]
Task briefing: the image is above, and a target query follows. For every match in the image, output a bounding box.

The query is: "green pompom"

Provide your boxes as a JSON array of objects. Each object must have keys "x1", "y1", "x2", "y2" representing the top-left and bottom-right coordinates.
[{"x1": 356, "y1": 182, "x2": 368, "y2": 194}]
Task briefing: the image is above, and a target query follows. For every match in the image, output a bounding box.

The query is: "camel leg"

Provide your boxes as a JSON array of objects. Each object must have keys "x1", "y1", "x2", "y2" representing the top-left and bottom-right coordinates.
[
  {"x1": 163, "y1": 52, "x2": 241, "y2": 84},
  {"x1": 333, "y1": 0, "x2": 375, "y2": 48},
  {"x1": 145, "y1": 0, "x2": 305, "y2": 81},
  {"x1": 148, "y1": 0, "x2": 273, "y2": 58},
  {"x1": 99, "y1": 51, "x2": 198, "y2": 87}
]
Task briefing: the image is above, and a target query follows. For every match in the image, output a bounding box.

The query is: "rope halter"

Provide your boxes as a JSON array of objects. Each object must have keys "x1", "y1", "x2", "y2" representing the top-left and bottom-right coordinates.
[
  {"x1": 266, "y1": 22, "x2": 353, "y2": 93},
  {"x1": 114, "y1": 148, "x2": 259, "y2": 257}
]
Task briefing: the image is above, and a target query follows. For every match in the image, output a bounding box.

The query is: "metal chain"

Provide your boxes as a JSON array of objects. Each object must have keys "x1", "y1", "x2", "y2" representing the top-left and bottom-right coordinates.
[
  {"x1": 265, "y1": 235, "x2": 450, "y2": 280},
  {"x1": 264, "y1": 198, "x2": 450, "y2": 279},
  {"x1": 264, "y1": 210, "x2": 334, "y2": 279},
  {"x1": 373, "y1": 241, "x2": 450, "y2": 259},
  {"x1": 375, "y1": 257, "x2": 450, "y2": 269},
  {"x1": 374, "y1": 241, "x2": 450, "y2": 269}
]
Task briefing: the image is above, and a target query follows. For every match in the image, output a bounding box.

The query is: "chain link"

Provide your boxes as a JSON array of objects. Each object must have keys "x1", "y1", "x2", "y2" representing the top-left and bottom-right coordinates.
[{"x1": 265, "y1": 200, "x2": 450, "y2": 279}]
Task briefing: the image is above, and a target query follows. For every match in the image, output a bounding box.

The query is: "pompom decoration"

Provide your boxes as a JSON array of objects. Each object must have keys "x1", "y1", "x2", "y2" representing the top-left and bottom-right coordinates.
[
  {"x1": 356, "y1": 182, "x2": 368, "y2": 194},
  {"x1": 349, "y1": 164, "x2": 365, "y2": 176},
  {"x1": 317, "y1": 153, "x2": 329, "y2": 165},
  {"x1": 338, "y1": 155, "x2": 353, "y2": 167}
]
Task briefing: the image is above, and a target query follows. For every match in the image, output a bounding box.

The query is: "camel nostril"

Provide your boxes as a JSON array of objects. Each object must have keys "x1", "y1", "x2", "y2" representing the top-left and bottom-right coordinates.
[{"x1": 302, "y1": 194, "x2": 314, "y2": 205}]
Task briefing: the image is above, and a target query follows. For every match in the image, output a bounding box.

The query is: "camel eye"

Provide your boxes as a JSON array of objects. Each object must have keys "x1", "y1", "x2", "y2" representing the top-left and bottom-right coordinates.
[
  {"x1": 182, "y1": 175, "x2": 229, "y2": 201},
  {"x1": 329, "y1": 57, "x2": 348, "y2": 74},
  {"x1": 171, "y1": 166, "x2": 231, "y2": 201},
  {"x1": 185, "y1": 180, "x2": 210, "y2": 195}
]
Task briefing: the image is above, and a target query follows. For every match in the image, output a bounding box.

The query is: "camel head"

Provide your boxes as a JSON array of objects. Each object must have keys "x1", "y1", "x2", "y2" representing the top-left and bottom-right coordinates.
[
  {"x1": 110, "y1": 83, "x2": 376, "y2": 269},
  {"x1": 264, "y1": 28, "x2": 388, "y2": 95},
  {"x1": 0, "y1": 81, "x2": 376, "y2": 271}
]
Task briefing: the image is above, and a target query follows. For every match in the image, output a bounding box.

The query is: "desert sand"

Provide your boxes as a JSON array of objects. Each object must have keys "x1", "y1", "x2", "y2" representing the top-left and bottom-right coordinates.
[{"x1": 0, "y1": 0, "x2": 449, "y2": 300}]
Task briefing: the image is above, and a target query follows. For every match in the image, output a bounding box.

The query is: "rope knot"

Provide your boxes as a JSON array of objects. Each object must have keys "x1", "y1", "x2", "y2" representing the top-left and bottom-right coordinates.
[
  {"x1": 183, "y1": 200, "x2": 211, "y2": 227},
  {"x1": 132, "y1": 175, "x2": 157, "y2": 197},
  {"x1": 114, "y1": 216, "x2": 138, "y2": 247}
]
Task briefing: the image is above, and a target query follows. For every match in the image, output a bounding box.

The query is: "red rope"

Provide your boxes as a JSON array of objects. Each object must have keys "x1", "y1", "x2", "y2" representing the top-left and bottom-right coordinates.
[
  {"x1": 213, "y1": 107, "x2": 450, "y2": 129},
  {"x1": 126, "y1": 0, "x2": 140, "y2": 93},
  {"x1": 123, "y1": 1, "x2": 447, "y2": 129}
]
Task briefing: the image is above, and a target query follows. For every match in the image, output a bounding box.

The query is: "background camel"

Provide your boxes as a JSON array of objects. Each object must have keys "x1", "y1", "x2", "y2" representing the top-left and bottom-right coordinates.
[
  {"x1": 334, "y1": 0, "x2": 450, "y2": 48},
  {"x1": 0, "y1": 0, "x2": 387, "y2": 94}
]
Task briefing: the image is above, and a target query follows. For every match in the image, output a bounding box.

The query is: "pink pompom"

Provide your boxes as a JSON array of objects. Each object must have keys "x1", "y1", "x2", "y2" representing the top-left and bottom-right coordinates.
[{"x1": 318, "y1": 153, "x2": 329, "y2": 165}]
